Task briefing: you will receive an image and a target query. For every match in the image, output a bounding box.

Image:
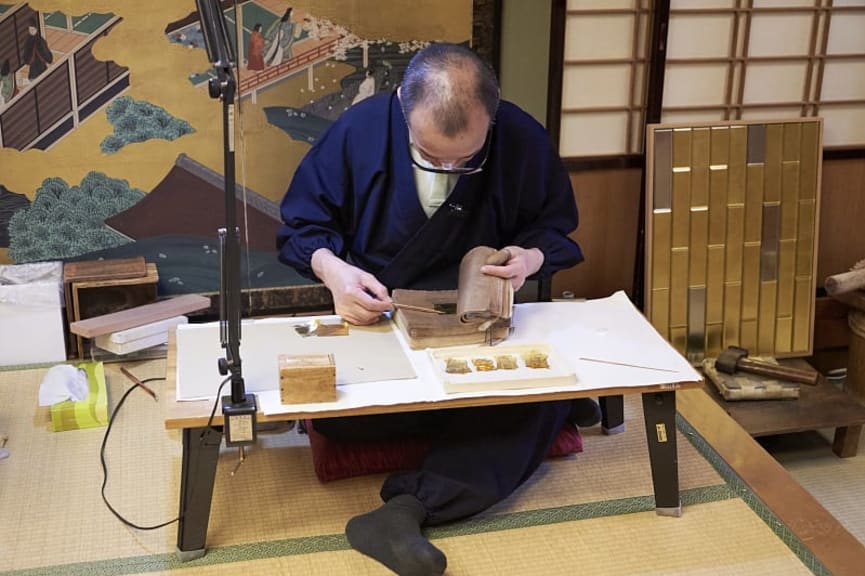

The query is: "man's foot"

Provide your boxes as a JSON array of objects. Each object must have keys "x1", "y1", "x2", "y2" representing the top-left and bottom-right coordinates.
[
  {"x1": 345, "y1": 494, "x2": 447, "y2": 576},
  {"x1": 569, "y1": 398, "x2": 601, "y2": 428}
]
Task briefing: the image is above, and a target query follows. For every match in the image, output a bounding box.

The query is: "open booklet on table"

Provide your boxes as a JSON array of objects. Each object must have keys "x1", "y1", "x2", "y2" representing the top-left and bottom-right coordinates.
[{"x1": 392, "y1": 245, "x2": 514, "y2": 349}]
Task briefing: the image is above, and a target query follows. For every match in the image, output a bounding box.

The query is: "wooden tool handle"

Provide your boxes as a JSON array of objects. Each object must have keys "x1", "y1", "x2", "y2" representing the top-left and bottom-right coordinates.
[
  {"x1": 391, "y1": 302, "x2": 445, "y2": 314},
  {"x1": 737, "y1": 358, "x2": 820, "y2": 386},
  {"x1": 825, "y1": 267, "x2": 865, "y2": 296}
]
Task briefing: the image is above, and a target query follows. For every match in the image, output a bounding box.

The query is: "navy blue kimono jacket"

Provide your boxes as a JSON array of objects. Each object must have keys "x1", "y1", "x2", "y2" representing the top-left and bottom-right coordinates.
[{"x1": 277, "y1": 90, "x2": 583, "y2": 290}]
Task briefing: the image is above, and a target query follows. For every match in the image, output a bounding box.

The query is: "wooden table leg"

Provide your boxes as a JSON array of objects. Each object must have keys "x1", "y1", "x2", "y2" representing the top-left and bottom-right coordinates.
[
  {"x1": 642, "y1": 391, "x2": 681, "y2": 516},
  {"x1": 176, "y1": 426, "x2": 222, "y2": 561},
  {"x1": 832, "y1": 424, "x2": 862, "y2": 458}
]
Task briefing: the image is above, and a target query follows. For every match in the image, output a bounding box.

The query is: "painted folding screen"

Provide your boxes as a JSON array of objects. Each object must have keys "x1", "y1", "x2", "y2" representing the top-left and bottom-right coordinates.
[{"x1": 645, "y1": 119, "x2": 822, "y2": 363}]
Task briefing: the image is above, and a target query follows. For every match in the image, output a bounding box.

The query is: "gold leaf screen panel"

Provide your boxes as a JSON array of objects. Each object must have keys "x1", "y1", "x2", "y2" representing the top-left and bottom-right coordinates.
[{"x1": 645, "y1": 119, "x2": 822, "y2": 363}]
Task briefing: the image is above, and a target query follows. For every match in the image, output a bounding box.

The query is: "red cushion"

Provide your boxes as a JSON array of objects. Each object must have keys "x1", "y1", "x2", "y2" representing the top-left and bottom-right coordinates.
[{"x1": 306, "y1": 420, "x2": 583, "y2": 483}]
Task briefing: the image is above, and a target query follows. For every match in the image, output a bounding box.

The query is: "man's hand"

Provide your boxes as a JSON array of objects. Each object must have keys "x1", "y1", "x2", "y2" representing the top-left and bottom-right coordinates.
[
  {"x1": 480, "y1": 245, "x2": 544, "y2": 291},
  {"x1": 311, "y1": 248, "x2": 393, "y2": 325}
]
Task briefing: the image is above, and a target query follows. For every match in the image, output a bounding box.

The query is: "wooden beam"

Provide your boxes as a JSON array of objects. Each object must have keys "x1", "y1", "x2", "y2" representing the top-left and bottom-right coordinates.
[
  {"x1": 70, "y1": 294, "x2": 211, "y2": 338},
  {"x1": 678, "y1": 387, "x2": 865, "y2": 576}
]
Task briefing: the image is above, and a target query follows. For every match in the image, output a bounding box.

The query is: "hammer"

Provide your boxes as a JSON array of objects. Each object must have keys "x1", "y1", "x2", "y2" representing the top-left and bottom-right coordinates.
[{"x1": 714, "y1": 346, "x2": 819, "y2": 386}]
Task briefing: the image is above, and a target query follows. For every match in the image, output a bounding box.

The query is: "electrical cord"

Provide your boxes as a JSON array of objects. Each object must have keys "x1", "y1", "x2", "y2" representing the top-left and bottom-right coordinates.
[
  {"x1": 204, "y1": 375, "x2": 231, "y2": 433},
  {"x1": 100, "y1": 376, "x2": 175, "y2": 530},
  {"x1": 100, "y1": 374, "x2": 232, "y2": 531}
]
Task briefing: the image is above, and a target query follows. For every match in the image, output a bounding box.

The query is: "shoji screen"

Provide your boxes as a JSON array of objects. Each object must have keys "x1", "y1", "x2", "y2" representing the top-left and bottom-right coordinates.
[
  {"x1": 662, "y1": 0, "x2": 865, "y2": 147},
  {"x1": 558, "y1": 0, "x2": 652, "y2": 157}
]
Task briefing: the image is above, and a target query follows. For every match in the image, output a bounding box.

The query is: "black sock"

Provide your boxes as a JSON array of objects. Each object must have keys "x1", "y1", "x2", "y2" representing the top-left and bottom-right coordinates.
[{"x1": 345, "y1": 494, "x2": 447, "y2": 576}]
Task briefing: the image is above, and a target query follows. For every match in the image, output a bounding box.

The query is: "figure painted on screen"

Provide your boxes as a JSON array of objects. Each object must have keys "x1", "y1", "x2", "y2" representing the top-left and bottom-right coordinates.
[
  {"x1": 264, "y1": 7, "x2": 299, "y2": 67},
  {"x1": 0, "y1": 59, "x2": 16, "y2": 107},
  {"x1": 351, "y1": 67, "x2": 376, "y2": 106},
  {"x1": 247, "y1": 23, "x2": 265, "y2": 71},
  {"x1": 22, "y1": 22, "x2": 53, "y2": 81}
]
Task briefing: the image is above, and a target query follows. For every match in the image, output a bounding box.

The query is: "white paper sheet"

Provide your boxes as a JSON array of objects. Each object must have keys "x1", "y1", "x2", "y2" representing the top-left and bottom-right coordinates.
[
  {"x1": 175, "y1": 316, "x2": 416, "y2": 400},
  {"x1": 246, "y1": 291, "x2": 702, "y2": 415}
]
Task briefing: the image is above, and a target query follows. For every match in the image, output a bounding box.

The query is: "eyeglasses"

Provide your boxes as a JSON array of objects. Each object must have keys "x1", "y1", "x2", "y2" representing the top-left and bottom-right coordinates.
[
  {"x1": 399, "y1": 93, "x2": 492, "y2": 175},
  {"x1": 407, "y1": 127, "x2": 492, "y2": 175}
]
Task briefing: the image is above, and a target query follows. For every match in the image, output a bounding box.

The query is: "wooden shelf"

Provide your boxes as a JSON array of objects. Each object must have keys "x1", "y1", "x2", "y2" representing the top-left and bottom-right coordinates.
[{"x1": 703, "y1": 360, "x2": 865, "y2": 458}]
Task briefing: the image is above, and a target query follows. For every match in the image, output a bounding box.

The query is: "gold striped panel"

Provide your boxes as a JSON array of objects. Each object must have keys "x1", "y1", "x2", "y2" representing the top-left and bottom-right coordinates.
[
  {"x1": 673, "y1": 128, "x2": 692, "y2": 168},
  {"x1": 652, "y1": 211, "x2": 672, "y2": 290},
  {"x1": 706, "y1": 246, "x2": 725, "y2": 325},
  {"x1": 776, "y1": 316, "x2": 793, "y2": 355},
  {"x1": 654, "y1": 130, "x2": 673, "y2": 210},
  {"x1": 796, "y1": 201, "x2": 816, "y2": 276},
  {"x1": 744, "y1": 165, "x2": 764, "y2": 244},
  {"x1": 689, "y1": 208, "x2": 708, "y2": 286},
  {"x1": 781, "y1": 161, "x2": 800, "y2": 240},
  {"x1": 710, "y1": 126, "x2": 730, "y2": 165},
  {"x1": 728, "y1": 126, "x2": 747, "y2": 204},
  {"x1": 747, "y1": 124, "x2": 766, "y2": 164},
  {"x1": 741, "y1": 242, "x2": 761, "y2": 321},
  {"x1": 724, "y1": 282, "x2": 742, "y2": 347},
  {"x1": 799, "y1": 121, "x2": 819, "y2": 201},
  {"x1": 708, "y1": 167, "x2": 729, "y2": 246},
  {"x1": 725, "y1": 204, "x2": 745, "y2": 282},
  {"x1": 651, "y1": 288, "x2": 670, "y2": 340},
  {"x1": 783, "y1": 122, "x2": 801, "y2": 162},
  {"x1": 760, "y1": 203, "x2": 780, "y2": 282},
  {"x1": 763, "y1": 123, "x2": 783, "y2": 203},
  {"x1": 670, "y1": 248, "x2": 689, "y2": 328},
  {"x1": 688, "y1": 286, "x2": 706, "y2": 363},
  {"x1": 777, "y1": 239, "x2": 796, "y2": 317},
  {"x1": 691, "y1": 128, "x2": 710, "y2": 208},
  {"x1": 793, "y1": 276, "x2": 813, "y2": 352},
  {"x1": 740, "y1": 319, "x2": 758, "y2": 353},
  {"x1": 647, "y1": 119, "x2": 819, "y2": 360},
  {"x1": 758, "y1": 280, "x2": 778, "y2": 356},
  {"x1": 706, "y1": 323, "x2": 723, "y2": 359},
  {"x1": 670, "y1": 326, "x2": 687, "y2": 357},
  {"x1": 672, "y1": 171, "x2": 691, "y2": 248}
]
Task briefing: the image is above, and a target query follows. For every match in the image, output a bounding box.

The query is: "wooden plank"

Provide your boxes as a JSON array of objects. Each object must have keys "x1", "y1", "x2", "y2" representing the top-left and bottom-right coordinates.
[
  {"x1": 70, "y1": 263, "x2": 159, "y2": 358},
  {"x1": 678, "y1": 388, "x2": 865, "y2": 576},
  {"x1": 63, "y1": 256, "x2": 147, "y2": 283},
  {"x1": 63, "y1": 257, "x2": 148, "y2": 356},
  {"x1": 70, "y1": 294, "x2": 211, "y2": 338}
]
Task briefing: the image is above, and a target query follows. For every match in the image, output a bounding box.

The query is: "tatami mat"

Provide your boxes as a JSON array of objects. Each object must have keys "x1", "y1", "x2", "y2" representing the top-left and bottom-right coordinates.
[
  {"x1": 0, "y1": 359, "x2": 820, "y2": 575},
  {"x1": 761, "y1": 428, "x2": 865, "y2": 546}
]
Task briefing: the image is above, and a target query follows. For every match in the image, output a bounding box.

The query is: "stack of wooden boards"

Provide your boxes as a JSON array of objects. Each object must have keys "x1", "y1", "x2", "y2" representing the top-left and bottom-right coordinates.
[
  {"x1": 63, "y1": 257, "x2": 157, "y2": 357},
  {"x1": 65, "y1": 257, "x2": 210, "y2": 356}
]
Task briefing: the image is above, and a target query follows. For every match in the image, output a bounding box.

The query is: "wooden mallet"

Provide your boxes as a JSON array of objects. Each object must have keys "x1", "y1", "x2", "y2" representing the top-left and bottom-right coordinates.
[{"x1": 714, "y1": 346, "x2": 819, "y2": 386}]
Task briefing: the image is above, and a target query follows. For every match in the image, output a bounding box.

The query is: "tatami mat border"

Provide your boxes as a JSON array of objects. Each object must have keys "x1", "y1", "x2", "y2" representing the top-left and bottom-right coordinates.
[
  {"x1": 676, "y1": 414, "x2": 829, "y2": 576},
  {"x1": 0, "y1": 486, "x2": 734, "y2": 576}
]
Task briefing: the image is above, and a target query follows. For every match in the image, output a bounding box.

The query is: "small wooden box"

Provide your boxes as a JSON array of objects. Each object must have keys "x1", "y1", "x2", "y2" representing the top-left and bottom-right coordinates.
[
  {"x1": 65, "y1": 261, "x2": 158, "y2": 358},
  {"x1": 279, "y1": 353, "x2": 336, "y2": 404}
]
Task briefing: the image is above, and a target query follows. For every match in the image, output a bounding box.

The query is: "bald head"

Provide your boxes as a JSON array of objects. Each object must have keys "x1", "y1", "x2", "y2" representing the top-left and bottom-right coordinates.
[{"x1": 400, "y1": 43, "x2": 500, "y2": 137}]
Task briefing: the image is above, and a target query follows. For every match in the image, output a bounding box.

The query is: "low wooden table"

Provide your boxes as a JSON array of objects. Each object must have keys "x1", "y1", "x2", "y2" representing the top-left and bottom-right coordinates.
[
  {"x1": 703, "y1": 367, "x2": 865, "y2": 458},
  {"x1": 163, "y1": 294, "x2": 702, "y2": 562}
]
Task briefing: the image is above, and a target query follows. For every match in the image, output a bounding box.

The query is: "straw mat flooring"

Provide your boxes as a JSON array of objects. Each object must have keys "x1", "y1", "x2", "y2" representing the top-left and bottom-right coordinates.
[
  {"x1": 761, "y1": 426, "x2": 865, "y2": 546},
  {"x1": 0, "y1": 360, "x2": 824, "y2": 575}
]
